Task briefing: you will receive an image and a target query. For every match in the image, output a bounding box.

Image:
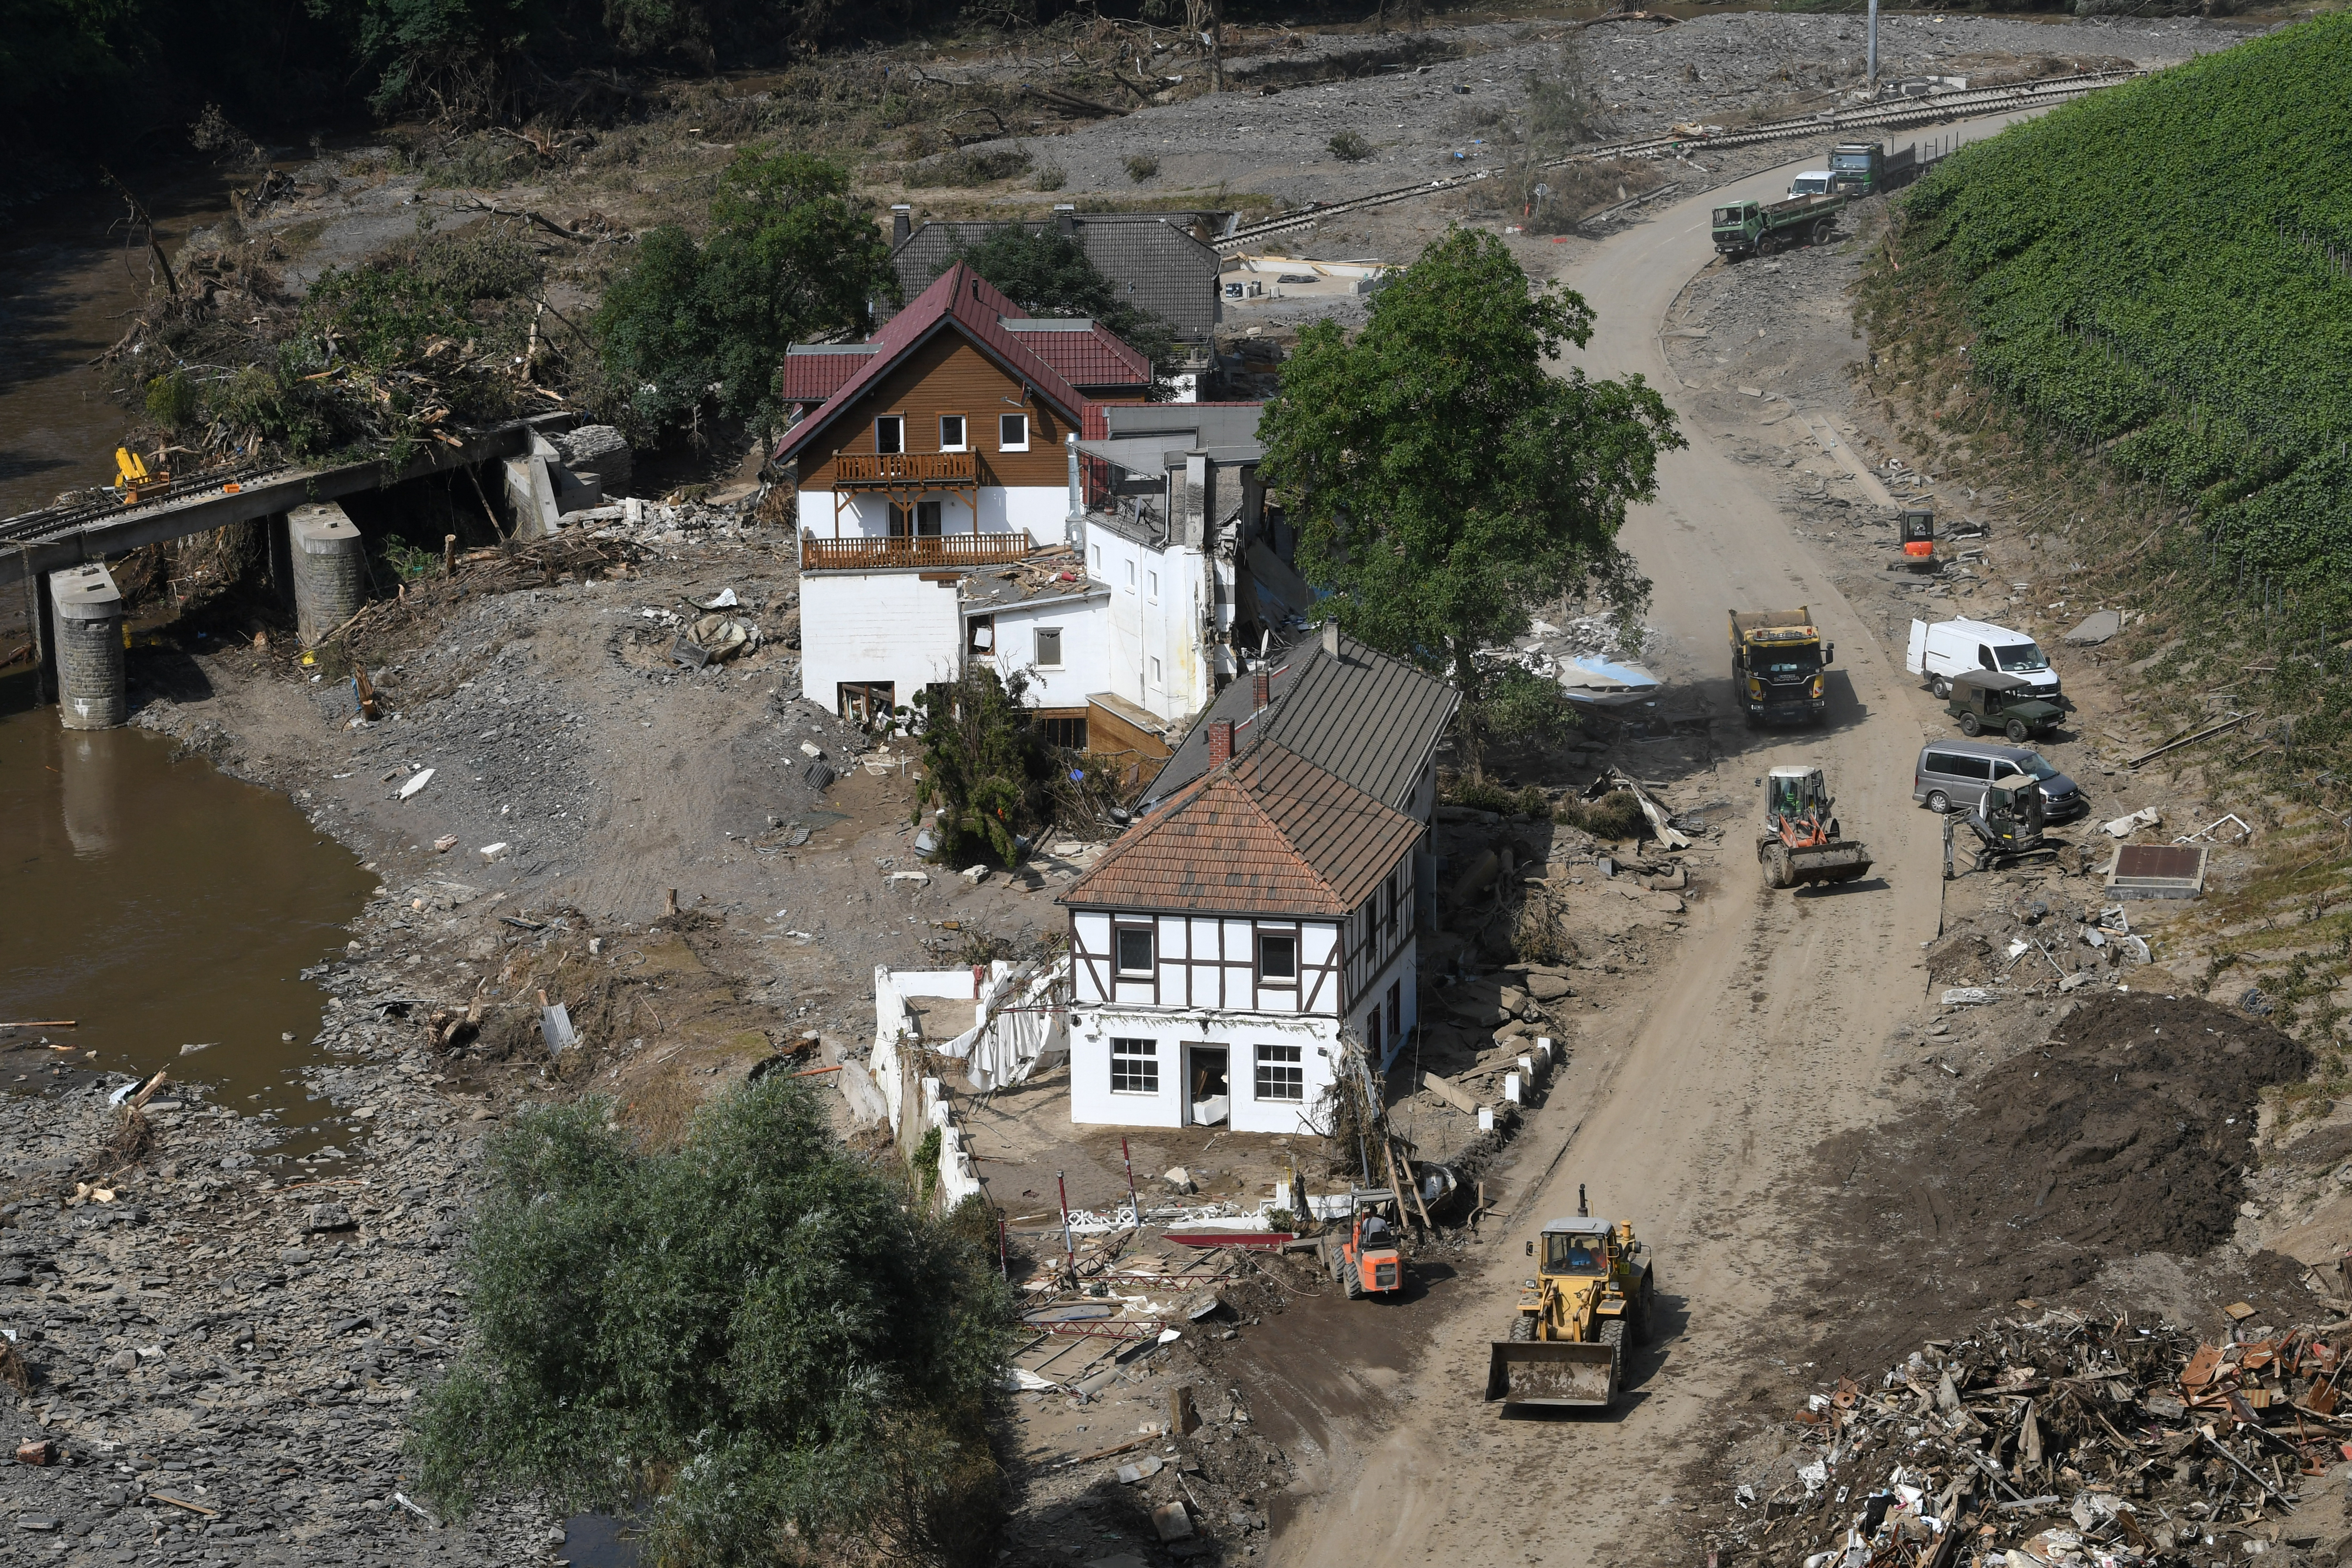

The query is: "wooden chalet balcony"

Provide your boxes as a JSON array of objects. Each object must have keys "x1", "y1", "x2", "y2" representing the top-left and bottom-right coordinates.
[
  {"x1": 800, "y1": 530, "x2": 1034, "y2": 570},
  {"x1": 833, "y1": 451, "x2": 978, "y2": 488}
]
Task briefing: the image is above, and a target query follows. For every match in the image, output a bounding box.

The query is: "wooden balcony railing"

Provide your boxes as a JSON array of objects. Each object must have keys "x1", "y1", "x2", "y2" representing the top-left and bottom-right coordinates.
[
  {"x1": 833, "y1": 451, "x2": 978, "y2": 488},
  {"x1": 801, "y1": 530, "x2": 1034, "y2": 570}
]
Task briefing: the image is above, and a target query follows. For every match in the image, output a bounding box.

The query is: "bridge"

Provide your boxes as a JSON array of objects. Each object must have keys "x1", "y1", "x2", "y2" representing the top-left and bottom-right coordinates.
[{"x1": 4, "y1": 416, "x2": 571, "y2": 728}]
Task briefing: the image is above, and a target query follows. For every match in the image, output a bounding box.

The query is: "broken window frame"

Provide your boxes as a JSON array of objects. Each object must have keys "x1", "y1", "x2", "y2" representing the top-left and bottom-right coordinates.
[{"x1": 837, "y1": 681, "x2": 896, "y2": 725}]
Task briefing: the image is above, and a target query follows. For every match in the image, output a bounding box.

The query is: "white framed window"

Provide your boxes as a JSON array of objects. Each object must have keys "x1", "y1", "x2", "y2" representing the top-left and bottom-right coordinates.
[
  {"x1": 1124, "y1": 560, "x2": 1136, "y2": 590},
  {"x1": 1111, "y1": 1038, "x2": 1159, "y2": 1094},
  {"x1": 1091, "y1": 544, "x2": 1102, "y2": 573},
  {"x1": 1034, "y1": 627, "x2": 1064, "y2": 668},
  {"x1": 1149, "y1": 656, "x2": 1163, "y2": 688},
  {"x1": 1256, "y1": 931, "x2": 1297, "y2": 983},
  {"x1": 874, "y1": 415, "x2": 904, "y2": 455},
  {"x1": 939, "y1": 414, "x2": 967, "y2": 452},
  {"x1": 1115, "y1": 924, "x2": 1153, "y2": 975},
  {"x1": 1147, "y1": 569, "x2": 1160, "y2": 602},
  {"x1": 1254, "y1": 1044, "x2": 1303, "y2": 1102},
  {"x1": 999, "y1": 412, "x2": 1029, "y2": 452}
]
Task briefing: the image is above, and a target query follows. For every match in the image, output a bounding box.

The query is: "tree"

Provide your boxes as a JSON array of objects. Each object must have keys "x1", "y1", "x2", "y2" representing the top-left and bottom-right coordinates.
[
  {"x1": 942, "y1": 224, "x2": 1176, "y2": 383},
  {"x1": 592, "y1": 149, "x2": 893, "y2": 442},
  {"x1": 912, "y1": 666, "x2": 1052, "y2": 867},
  {"x1": 1258, "y1": 227, "x2": 1683, "y2": 777},
  {"x1": 408, "y1": 1078, "x2": 1013, "y2": 1567}
]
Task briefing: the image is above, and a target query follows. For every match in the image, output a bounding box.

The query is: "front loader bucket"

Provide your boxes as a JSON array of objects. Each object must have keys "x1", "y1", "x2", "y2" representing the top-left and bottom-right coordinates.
[
  {"x1": 1786, "y1": 840, "x2": 1873, "y2": 886},
  {"x1": 1486, "y1": 1340, "x2": 1618, "y2": 1407}
]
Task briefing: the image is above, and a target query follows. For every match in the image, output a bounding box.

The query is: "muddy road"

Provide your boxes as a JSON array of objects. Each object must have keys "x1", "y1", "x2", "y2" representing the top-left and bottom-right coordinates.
[{"x1": 1271, "y1": 110, "x2": 2053, "y2": 1568}]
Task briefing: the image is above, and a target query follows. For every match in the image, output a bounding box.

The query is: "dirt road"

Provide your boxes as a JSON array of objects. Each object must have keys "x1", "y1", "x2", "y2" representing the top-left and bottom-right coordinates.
[{"x1": 1273, "y1": 113, "x2": 2049, "y2": 1568}]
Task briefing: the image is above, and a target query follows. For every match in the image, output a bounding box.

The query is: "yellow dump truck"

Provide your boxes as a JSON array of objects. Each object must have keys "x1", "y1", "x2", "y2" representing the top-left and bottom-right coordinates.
[
  {"x1": 1485, "y1": 1197, "x2": 1657, "y2": 1409},
  {"x1": 1729, "y1": 606, "x2": 1833, "y2": 726}
]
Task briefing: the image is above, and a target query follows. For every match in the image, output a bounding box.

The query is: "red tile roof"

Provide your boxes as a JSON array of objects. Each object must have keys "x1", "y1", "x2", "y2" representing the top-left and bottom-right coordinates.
[
  {"x1": 1058, "y1": 743, "x2": 1422, "y2": 918},
  {"x1": 781, "y1": 348, "x2": 873, "y2": 404},
  {"x1": 774, "y1": 264, "x2": 1111, "y2": 464},
  {"x1": 1002, "y1": 322, "x2": 1150, "y2": 390}
]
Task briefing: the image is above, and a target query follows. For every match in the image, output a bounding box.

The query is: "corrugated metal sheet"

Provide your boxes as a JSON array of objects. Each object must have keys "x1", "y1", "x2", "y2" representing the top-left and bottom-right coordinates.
[{"x1": 1059, "y1": 743, "x2": 1420, "y2": 917}]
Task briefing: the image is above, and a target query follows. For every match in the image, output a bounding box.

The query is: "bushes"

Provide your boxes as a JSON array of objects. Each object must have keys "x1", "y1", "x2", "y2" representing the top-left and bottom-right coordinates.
[
  {"x1": 408, "y1": 1078, "x2": 1014, "y2": 1567},
  {"x1": 912, "y1": 667, "x2": 1056, "y2": 868},
  {"x1": 1124, "y1": 152, "x2": 1159, "y2": 182},
  {"x1": 905, "y1": 144, "x2": 1032, "y2": 188},
  {"x1": 1328, "y1": 129, "x2": 1373, "y2": 162}
]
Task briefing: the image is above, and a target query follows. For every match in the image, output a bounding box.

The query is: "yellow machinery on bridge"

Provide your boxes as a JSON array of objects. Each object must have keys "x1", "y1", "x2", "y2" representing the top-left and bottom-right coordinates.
[
  {"x1": 1485, "y1": 1187, "x2": 1657, "y2": 1409},
  {"x1": 114, "y1": 447, "x2": 169, "y2": 505}
]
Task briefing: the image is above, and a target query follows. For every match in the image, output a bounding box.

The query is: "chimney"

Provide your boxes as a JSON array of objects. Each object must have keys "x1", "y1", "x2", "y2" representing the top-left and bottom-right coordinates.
[
  {"x1": 1054, "y1": 203, "x2": 1077, "y2": 237},
  {"x1": 1320, "y1": 620, "x2": 1342, "y2": 657},
  {"x1": 1208, "y1": 719, "x2": 1234, "y2": 768},
  {"x1": 1251, "y1": 669, "x2": 1271, "y2": 711},
  {"x1": 891, "y1": 204, "x2": 912, "y2": 246}
]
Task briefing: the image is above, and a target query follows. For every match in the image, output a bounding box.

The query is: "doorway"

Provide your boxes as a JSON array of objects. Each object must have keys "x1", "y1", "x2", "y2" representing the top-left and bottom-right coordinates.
[{"x1": 1186, "y1": 1044, "x2": 1230, "y2": 1127}]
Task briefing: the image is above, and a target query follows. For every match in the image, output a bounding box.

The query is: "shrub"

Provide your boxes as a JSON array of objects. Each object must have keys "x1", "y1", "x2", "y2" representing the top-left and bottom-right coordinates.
[
  {"x1": 1443, "y1": 778, "x2": 1550, "y2": 816},
  {"x1": 1031, "y1": 164, "x2": 1067, "y2": 191},
  {"x1": 144, "y1": 372, "x2": 198, "y2": 432},
  {"x1": 1124, "y1": 152, "x2": 1159, "y2": 181},
  {"x1": 906, "y1": 145, "x2": 1031, "y2": 188},
  {"x1": 1557, "y1": 789, "x2": 1649, "y2": 840},
  {"x1": 1328, "y1": 129, "x2": 1373, "y2": 162}
]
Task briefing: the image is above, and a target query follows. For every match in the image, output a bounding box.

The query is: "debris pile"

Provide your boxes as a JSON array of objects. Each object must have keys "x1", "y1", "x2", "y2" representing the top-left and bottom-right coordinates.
[{"x1": 1728, "y1": 1303, "x2": 2352, "y2": 1568}]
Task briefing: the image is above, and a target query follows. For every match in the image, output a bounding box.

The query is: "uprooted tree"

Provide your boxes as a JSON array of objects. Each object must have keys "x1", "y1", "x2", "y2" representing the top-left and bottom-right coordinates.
[
  {"x1": 1258, "y1": 227, "x2": 1684, "y2": 779},
  {"x1": 407, "y1": 1078, "x2": 1014, "y2": 1567},
  {"x1": 911, "y1": 666, "x2": 1057, "y2": 867}
]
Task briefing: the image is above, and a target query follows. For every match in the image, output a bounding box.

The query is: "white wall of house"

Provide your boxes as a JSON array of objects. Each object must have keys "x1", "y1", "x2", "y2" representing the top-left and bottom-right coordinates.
[
  {"x1": 1084, "y1": 521, "x2": 1212, "y2": 722},
  {"x1": 1067, "y1": 1006, "x2": 1340, "y2": 1135},
  {"x1": 1070, "y1": 909, "x2": 1343, "y2": 1013},
  {"x1": 988, "y1": 486, "x2": 1071, "y2": 546},
  {"x1": 977, "y1": 593, "x2": 1110, "y2": 712},
  {"x1": 804, "y1": 487, "x2": 1064, "y2": 545},
  {"x1": 799, "y1": 570, "x2": 963, "y2": 716}
]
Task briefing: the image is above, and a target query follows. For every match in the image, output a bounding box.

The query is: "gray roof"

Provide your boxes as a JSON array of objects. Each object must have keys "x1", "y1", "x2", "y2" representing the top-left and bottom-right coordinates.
[
  {"x1": 1142, "y1": 624, "x2": 1459, "y2": 818},
  {"x1": 1541, "y1": 1217, "x2": 1615, "y2": 1235},
  {"x1": 885, "y1": 216, "x2": 1222, "y2": 344}
]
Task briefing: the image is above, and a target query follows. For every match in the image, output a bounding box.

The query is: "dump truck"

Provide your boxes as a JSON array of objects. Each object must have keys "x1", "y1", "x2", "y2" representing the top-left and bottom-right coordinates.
[
  {"x1": 1486, "y1": 1191, "x2": 1656, "y2": 1409},
  {"x1": 1758, "y1": 764, "x2": 1874, "y2": 889},
  {"x1": 1729, "y1": 606, "x2": 1832, "y2": 725},
  {"x1": 1827, "y1": 141, "x2": 1920, "y2": 196},
  {"x1": 1711, "y1": 191, "x2": 1844, "y2": 259}
]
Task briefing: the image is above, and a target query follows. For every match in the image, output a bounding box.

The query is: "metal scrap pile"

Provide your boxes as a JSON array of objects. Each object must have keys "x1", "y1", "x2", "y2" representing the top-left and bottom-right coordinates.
[{"x1": 1733, "y1": 1305, "x2": 2350, "y2": 1568}]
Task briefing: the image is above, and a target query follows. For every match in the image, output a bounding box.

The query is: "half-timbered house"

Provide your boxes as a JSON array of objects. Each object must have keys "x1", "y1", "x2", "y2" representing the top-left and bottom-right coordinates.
[{"x1": 1056, "y1": 726, "x2": 1425, "y2": 1133}]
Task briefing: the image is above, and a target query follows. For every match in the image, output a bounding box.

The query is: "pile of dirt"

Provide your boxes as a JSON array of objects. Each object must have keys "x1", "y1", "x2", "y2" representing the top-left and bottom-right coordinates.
[{"x1": 1808, "y1": 992, "x2": 2308, "y2": 1372}]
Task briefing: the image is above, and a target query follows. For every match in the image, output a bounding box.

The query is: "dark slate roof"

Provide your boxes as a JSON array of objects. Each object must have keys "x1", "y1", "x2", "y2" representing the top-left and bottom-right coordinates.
[
  {"x1": 885, "y1": 216, "x2": 1221, "y2": 344},
  {"x1": 1141, "y1": 626, "x2": 1460, "y2": 818},
  {"x1": 1058, "y1": 743, "x2": 1421, "y2": 918}
]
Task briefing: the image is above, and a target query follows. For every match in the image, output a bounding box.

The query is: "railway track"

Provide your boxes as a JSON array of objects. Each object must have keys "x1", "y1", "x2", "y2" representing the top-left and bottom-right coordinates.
[
  {"x1": 0, "y1": 459, "x2": 279, "y2": 549},
  {"x1": 1211, "y1": 68, "x2": 2144, "y2": 254}
]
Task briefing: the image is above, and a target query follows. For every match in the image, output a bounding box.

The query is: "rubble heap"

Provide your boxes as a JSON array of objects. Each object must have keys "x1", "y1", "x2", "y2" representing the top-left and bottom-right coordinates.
[{"x1": 1729, "y1": 1304, "x2": 2352, "y2": 1568}]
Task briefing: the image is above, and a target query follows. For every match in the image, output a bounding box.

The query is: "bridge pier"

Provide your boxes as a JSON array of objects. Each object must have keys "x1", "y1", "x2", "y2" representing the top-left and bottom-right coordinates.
[
  {"x1": 288, "y1": 502, "x2": 365, "y2": 646},
  {"x1": 49, "y1": 562, "x2": 125, "y2": 730}
]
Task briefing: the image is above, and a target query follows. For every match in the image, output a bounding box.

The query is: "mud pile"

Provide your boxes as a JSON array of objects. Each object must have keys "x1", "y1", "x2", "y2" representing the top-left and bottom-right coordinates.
[{"x1": 1811, "y1": 992, "x2": 2307, "y2": 1370}]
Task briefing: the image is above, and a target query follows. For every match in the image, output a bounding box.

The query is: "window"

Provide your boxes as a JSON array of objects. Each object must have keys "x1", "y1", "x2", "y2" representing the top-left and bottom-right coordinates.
[
  {"x1": 1034, "y1": 627, "x2": 1063, "y2": 667},
  {"x1": 1038, "y1": 714, "x2": 1088, "y2": 749},
  {"x1": 939, "y1": 414, "x2": 966, "y2": 452},
  {"x1": 1091, "y1": 545, "x2": 1102, "y2": 573},
  {"x1": 999, "y1": 412, "x2": 1029, "y2": 452},
  {"x1": 1253, "y1": 1044, "x2": 1303, "y2": 1102},
  {"x1": 874, "y1": 415, "x2": 904, "y2": 455},
  {"x1": 1257, "y1": 932, "x2": 1297, "y2": 983},
  {"x1": 1367, "y1": 1008, "x2": 1383, "y2": 1062},
  {"x1": 916, "y1": 500, "x2": 942, "y2": 538},
  {"x1": 1387, "y1": 979, "x2": 1402, "y2": 1043},
  {"x1": 968, "y1": 616, "x2": 995, "y2": 656},
  {"x1": 1124, "y1": 560, "x2": 1136, "y2": 590},
  {"x1": 1149, "y1": 657, "x2": 1163, "y2": 688},
  {"x1": 1111, "y1": 1038, "x2": 1159, "y2": 1094},
  {"x1": 1147, "y1": 570, "x2": 1160, "y2": 602},
  {"x1": 1115, "y1": 925, "x2": 1153, "y2": 975},
  {"x1": 837, "y1": 681, "x2": 894, "y2": 725}
]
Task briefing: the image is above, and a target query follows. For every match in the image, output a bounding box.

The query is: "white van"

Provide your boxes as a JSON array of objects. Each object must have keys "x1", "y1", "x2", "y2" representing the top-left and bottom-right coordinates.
[
  {"x1": 1787, "y1": 171, "x2": 1835, "y2": 198},
  {"x1": 1905, "y1": 617, "x2": 2061, "y2": 702}
]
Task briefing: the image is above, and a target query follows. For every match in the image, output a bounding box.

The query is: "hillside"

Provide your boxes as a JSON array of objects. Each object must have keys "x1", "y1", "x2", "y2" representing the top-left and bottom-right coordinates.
[{"x1": 1897, "y1": 13, "x2": 2352, "y2": 588}]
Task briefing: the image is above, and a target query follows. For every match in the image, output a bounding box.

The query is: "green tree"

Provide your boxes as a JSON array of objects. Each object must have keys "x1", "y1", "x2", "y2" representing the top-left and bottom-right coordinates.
[
  {"x1": 1258, "y1": 227, "x2": 1683, "y2": 777},
  {"x1": 592, "y1": 149, "x2": 893, "y2": 442},
  {"x1": 912, "y1": 666, "x2": 1051, "y2": 867},
  {"x1": 942, "y1": 224, "x2": 1176, "y2": 382},
  {"x1": 409, "y1": 1078, "x2": 1013, "y2": 1566}
]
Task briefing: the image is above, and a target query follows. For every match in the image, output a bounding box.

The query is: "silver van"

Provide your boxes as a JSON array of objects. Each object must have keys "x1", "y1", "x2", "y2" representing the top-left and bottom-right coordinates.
[{"x1": 1913, "y1": 740, "x2": 2087, "y2": 821}]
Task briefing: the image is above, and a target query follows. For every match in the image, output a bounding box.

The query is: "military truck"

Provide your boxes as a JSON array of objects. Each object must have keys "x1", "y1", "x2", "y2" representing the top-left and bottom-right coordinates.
[
  {"x1": 1711, "y1": 191, "x2": 1844, "y2": 259},
  {"x1": 1729, "y1": 606, "x2": 1833, "y2": 725}
]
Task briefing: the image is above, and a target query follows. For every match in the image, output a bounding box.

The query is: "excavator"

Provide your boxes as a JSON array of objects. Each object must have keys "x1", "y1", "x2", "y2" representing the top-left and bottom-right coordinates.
[
  {"x1": 1889, "y1": 504, "x2": 1936, "y2": 571},
  {"x1": 1758, "y1": 764, "x2": 1873, "y2": 890},
  {"x1": 1485, "y1": 1186, "x2": 1657, "y2": 1409}
]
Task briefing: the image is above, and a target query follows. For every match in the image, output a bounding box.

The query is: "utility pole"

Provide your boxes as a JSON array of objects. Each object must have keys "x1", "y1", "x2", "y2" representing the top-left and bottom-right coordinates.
[{"x1": 1867, "y1": 0, "x2": 1879, "y2": 93}]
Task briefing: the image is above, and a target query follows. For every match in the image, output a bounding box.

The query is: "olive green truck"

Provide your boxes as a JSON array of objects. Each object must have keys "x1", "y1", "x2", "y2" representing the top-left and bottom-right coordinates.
[{"x1": 1710, "y1": 191, "x2": 1845, "y2": 260}]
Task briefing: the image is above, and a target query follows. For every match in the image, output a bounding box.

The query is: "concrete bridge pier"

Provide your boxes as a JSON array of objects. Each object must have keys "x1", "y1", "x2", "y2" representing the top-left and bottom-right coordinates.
[
  {"x1": 49, "y1": 561, "x2": 125, "y2": 730},
  {"x1": 288, "y1": 502, "x2": 365, "y2": 646}
]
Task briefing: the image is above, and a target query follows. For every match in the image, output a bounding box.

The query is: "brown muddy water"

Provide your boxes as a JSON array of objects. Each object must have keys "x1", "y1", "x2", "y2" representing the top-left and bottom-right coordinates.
[{"x1": 0, "y1": 674, "x2": 374, "y2": 1143}]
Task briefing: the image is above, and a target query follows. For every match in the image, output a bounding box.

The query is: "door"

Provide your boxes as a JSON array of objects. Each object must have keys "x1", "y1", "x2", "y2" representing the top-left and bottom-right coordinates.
[
  {"x1": 1905, "y1": 619, "x2": 1927, "y2": 675},
  {"x1": 1186, "y1": 1045, "x2": 1230, "y2": 1127}
]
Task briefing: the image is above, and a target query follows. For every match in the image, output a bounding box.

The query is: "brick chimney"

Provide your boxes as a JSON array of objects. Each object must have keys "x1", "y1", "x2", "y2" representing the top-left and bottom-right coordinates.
[
  {"x1": 1208, "y1": 718, "x2": 1234, "y2": 768},
  {"x1": 891, "y1": 204, "x2": 912, "y2": 246},
  {"x1": 1251, "y1": 669, "x2": 1272, "y2": 711}
]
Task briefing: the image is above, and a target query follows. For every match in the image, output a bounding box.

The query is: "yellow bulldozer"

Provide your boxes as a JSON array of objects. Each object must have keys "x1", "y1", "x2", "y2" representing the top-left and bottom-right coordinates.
[{"x1": 1485, "y1": 1188, "x2": 1657, "y2": 1409}]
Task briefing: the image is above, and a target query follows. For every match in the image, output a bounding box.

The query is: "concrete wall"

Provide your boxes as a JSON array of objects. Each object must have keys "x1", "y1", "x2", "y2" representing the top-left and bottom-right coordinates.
[
  {"x1": 1067, "y1": 1006, "x2": 1338, "y2": 1134},
  {"x1": 978, "y1": 594, "x2": 1110, "y2": 712},
  {"x1": 798, "y1": 570, "x2": 963, "y2": 717},
  {"x1": 1084, "y1": 521, "x2": 1212, "y2": 722}
]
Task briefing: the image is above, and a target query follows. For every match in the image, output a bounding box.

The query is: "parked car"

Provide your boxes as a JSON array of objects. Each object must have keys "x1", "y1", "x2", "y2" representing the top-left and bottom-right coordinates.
[
  {"x1": 1943, "y1": 669, "x2": 2063, "y2": 742},
  {"x1": 1913, "y1": 739, "x2": 2088, "y2": 821},
  {"x1": 1906, "y1": 616, "x2": 2062, "y2": 703}
]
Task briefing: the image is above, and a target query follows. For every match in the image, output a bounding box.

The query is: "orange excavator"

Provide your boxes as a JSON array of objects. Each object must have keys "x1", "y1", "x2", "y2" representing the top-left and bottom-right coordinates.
[
  {"x1": 1893, "y1": 504, "x2": 1936, "y2": 571},
  {"x1": 1758, "y1": 765, "x2": 1873, "y2": 890}
]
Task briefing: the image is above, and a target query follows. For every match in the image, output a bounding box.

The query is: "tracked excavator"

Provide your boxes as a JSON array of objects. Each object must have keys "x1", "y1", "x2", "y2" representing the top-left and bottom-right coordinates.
[
  {"x1": 1485, "y1": 1187, "x2": 1657, "y2": 1409},
  {"x1": 1758, "y1": 764, "x2": 1874, "y2": 889}
]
